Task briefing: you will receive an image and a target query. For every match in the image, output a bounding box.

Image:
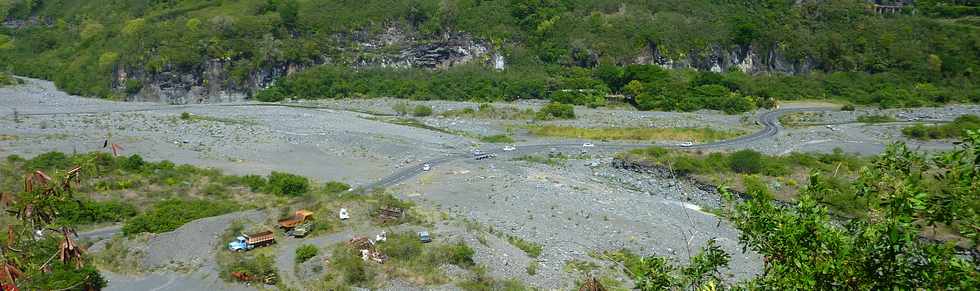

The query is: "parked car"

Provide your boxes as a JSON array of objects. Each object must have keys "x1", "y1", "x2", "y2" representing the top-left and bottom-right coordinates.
[
  {"x1": 339, "y1": 208, "x2": 350, "y2": 220},
  {"x1": 502, "y1": 145, "x2": 516, "y2": 151},
  {"x1": 418, "y1": 231, "x2": 432, "y2": 243},
  {"x1": 472, "y1": 150, "x2": 484, "y2": 156},
  {"x1": 422, "y1": 163, "x2": 431, "y2": 171},
  {"x1": 582, "y1": 143, "x2": 595, "y2": 148},
  {"x1": 679, "y1": 141, "x2": 694, "y2": 147}
]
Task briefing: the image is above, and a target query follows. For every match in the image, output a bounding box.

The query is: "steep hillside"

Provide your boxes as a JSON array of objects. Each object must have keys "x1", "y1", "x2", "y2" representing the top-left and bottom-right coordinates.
[{"x1": 0, "y1": 0, "x2": 978, "y2": 111}]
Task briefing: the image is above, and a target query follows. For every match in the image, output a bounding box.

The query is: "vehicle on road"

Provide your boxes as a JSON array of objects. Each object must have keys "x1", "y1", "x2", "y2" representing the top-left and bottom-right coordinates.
[
  {"x1": 472, "y1": 149, "x2": 484, "y2": 156},
  {"x1": 582, "y1": 143, "x2": 595, "y2": 148},
  {"x1": 679, "y1": 141, "x2": 694, "y2": 147},
  {"x1": 228, "y1": 231, "x2": 275, "y2": 252},
  {"x1": 339, "y1": 208, "x2": 350, "y2": 220},
  {"x1": 474, "y1": 153, "x2": 496, "y2": 160},
  {"x1": 419, "y1": 231, "x2": 432, "y2": 243},
  {"x1": 825, "y1": 125, "x2": 839, "y2": 131},
  {"x1": 422, "y1": 163, "x2": 431, "y2": 171},
  {"x1": 503, "y1": 145, "x2": 516, "y2": 151},
  {"x1": 277, "y1": 210, "x2": 313, "y2": 230}
]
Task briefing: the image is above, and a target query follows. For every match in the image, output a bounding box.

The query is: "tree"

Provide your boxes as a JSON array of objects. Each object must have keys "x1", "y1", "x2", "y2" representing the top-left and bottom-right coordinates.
[
  {"x1": 278, "y1": 0, "x2": 299, "y2": 29},
  {"x1": 729, "y1": 149, "x2": 764, "y2": 174}
]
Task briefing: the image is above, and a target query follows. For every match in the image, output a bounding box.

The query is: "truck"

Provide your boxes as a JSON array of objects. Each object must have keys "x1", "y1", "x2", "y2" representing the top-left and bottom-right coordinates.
[
  {"x1": 286, "y1": 222, "x2": 313, "y2": 238},
  {"x1": 277, "y1": 210, "x2": 314, "y2": 230},
  {"x1": 228, "y1": 231, "x2": 276, "y2": 252}
]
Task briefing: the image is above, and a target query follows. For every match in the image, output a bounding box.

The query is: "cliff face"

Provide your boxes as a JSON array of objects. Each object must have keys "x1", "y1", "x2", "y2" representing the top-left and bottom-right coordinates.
[
  {"x1": 118, "y1": 26, "x2": 499, "y2": 104},
  {"x1": 113, "y1": 25, "x2": 809, "y2": 104},
  {"x1": 635, "y1": 43, "x2": 815, "y2": 75}
]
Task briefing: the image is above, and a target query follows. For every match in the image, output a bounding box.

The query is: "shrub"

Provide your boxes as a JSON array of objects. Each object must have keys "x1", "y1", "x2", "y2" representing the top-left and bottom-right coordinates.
[
  {"x1": 536, "y1": 102, "x2": 575, "y2": 120},
  {"x1": 241, "y1": 175, "x2": 267, "y2": 192},
  {"x1": 506, "y1": 236, "x2": 543, "y2": 258},
  {"x1": 25, "y1": 152, "x2": 71, "y2": 171},
  {"x1": 480, "y1": 134, "x2": 514, "y2": 143},
  {"x1": 223, "y1": 253, "x2": 279, "y2": 285},
  {"x1": 729, "y1": 149, "x2": 764, "y2": 174},
  {"x1": 180, "y1": 112, "x2": 192, "y2": 120},
  {"x1": 122, "y1": 199, "x2": 238, "y2": 235},
  {"x1": 412, "y1": 105, "x2": 433, "y2": 117},
  {"x1": 330, "y1": 245, "x2": 372, "y2": 285},
  {"x1": 856, "y1": 114, "x2": 896, "y2": 123},
  {"x1": 55, "y1": 199, "x2": 137, "y2": 225},
  {"x1": 437, "y1": 242, "x2": 475, "y2": 267},
  {"x1": 120, "y1": 154, "x2": 145, "y2": 171},
  {"x1": 295, "y1": 244, "x2": 319, "y2": 264},
  {"x1": 378, "y1": 232, "x2": 423, "y2": 260},
  {"x1": 265, "y1": 171, "x2": 309, "y2": 196},
  {"x1": 322, "y1": 181, "x2": 351, "y2": 194},
  {"x1": 392, "y1": 103, "x2": 409, "y2": 116},
  {"x1": 841, "y1": 104, "x2": 856, "y2": 111}
]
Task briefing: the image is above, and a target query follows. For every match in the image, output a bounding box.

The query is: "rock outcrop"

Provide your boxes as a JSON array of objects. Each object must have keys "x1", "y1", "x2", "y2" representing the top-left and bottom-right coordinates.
[{"x1": 635, "y1": 43, "x2": 815, "y2": 75}]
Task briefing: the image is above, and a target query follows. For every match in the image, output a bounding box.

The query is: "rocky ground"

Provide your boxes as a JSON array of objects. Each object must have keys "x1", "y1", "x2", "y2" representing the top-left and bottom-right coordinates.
[{"x1": 2, "y1": 78, "x2": 976, "y2": 290}]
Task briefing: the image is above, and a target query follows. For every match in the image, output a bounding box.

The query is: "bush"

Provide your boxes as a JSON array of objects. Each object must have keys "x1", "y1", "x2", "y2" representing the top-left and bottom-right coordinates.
[
  {"x1": 122, "y1": 199, "x2": 238, "y2": 235},
  {"x1": 437, "y1": 242, "x2": 475, "y2": 267},
  {"x1": 536, "y1": 102, "x2": 575, "y2": 120},
  {"x1": 322, "y1": 181, "x2": 351, "y2": 194},
  {"x1": 392, "y1": 103, "x2": 410, "y2": 116},
  {"x1": 841, "y1": 104, "x2": 856, "y2": 111},
  {"x1": 480, "y1": 134, "x2": 515, "y2": 143},
  {"x1": 120, "y1": 154, "x2": 145, "y2": 171},
  {"x1": 729, "y1": 150, "x2": 764, "y2": 174},
  {"x1": 25, "y1": 152, "x2": 71, "y2": 171},
  {"x1": 55, "y1": 199, "x2": 137, "y2": 225},
  {"x1": 180, "y1": 112, "x2": 191, "y2": 120},
  {"x1": 241, "y1": 175, "x2": 267, "y2": 192},
  {"x1": 330, "y1": 245, "x2": 372, "y2": 285},
  {"x1": 412, "y1": 105, "x2": 433, "y2": 117},
  {"x1": 295, "y1": 244, "x2": 319, "y2": 264},
  {"x1": 223, "y1": 253, "x2": 279, "y2": 285},
  {"x1": 902, "y1": 114, "x2": 980, "y2": 140},
  {"x1": 264, "y1": 171, "x2": 309, "y2": 196}
]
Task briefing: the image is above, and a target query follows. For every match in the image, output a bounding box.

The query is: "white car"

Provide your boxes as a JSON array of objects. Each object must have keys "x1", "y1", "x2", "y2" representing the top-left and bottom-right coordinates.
[
  {"x1": 472, "y1": 150, "x2": 484, "y2": 156},
  {"x1": 502, "y1": 145, "x2": 516, "y2": 151},
  {"x1": 679, "y1": 141, "x2": 694, "y2": 147},
  {"x1": 582, "y1": 143, "x2": 595, "y2": 148},
  {"x1": 422, "y1": 163, "x2": 431, "y2": 171},
  {"x1": 339, "y1": 208, "x2": 350, "y2": 220}
]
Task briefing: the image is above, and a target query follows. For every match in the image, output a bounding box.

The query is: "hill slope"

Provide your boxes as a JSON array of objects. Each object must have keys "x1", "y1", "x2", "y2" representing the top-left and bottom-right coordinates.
[{"x1": 0, "y1": 0, "x2": 977, "y2": 111}]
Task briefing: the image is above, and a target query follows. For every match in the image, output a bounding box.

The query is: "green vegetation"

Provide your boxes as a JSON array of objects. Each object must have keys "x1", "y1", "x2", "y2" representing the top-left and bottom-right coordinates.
[
  {"x1": 122, "y1": 199, "x2": 239, "y2": 235},
  {"x1": 536, "y1": 102, "x2": 575, "y2": 120},
  {"x1": 0, "y1": 158, "x2": 107, "y2": 290},
  {"x1": 513, "y1": 154, "x2": 568, "y2": 167},
  {"x1": 479, "y1": 134, "x2": 515, "y2": 143},
  {"x1": 295, "y1": 244, "x2": 318, "y2": 264},
  {"x1": 217, "y1": 223, "x2": 280, "y2": 285},
  {"x1": 902, "y1": 114, "x2": 980, "y2": 140},
  {"x1": 857, "y1": 114, "x2": 898, "y2": 123},
  {"x1": 0, "y1": 1, "x2": 977, "y2": 112},
  {"x1": 458, "y1": 265, "x2": 532, "y2": 291},
  {"x1": 527, "y1": 125, "x2": 741, "y2": 142},
  {"x1": 264, "y1": 171, "x2": 310, "y2": 196},
  {"x1": 441, "y1": 104, "x2": 537, "y2": 120},
  {"x1": 505, "y1": 235, "x2": 543, "y2": 258},
  {"x1": 55, "y1": 198, "x2": 137, "y2": 226},
  {"x1": 614, "y1": 133, "x2": 980, "y2": 289},
  {"x1": 412, "y1": 104, "x2": 434, "y2": 117},
  {"x1": 622, "y1": 146, "x2": 869, "y2": 215},
  {"x1": 322, "y1": 232, "x2": 477, "y2": 288},
  {"x1": 0, "y1": 71, "x2": 19, "y2": 86}
]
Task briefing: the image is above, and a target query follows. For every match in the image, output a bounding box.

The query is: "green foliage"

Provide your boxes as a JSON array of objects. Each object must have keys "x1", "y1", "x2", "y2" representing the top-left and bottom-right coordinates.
[
  {"x1": 120, "y1": 154, "x2": 145, "y2": 171},
  {"x1": 241, "y1": 174, "x2": 267, "y2": 192},
  {"x1": 479, "y1": 134, "x2": 514, "y2": 143},
  {"x1": 505, "y1": 235, "x2": 542, "y2": 258},
  {"x1": 857, "y1": 114, "x2": 897, "y2": 123},
  {"x1": 24, "y1": 151, "x2": 71, "y2": 171},
  {"x1": 328, "y1": 245, "x2": 373, "y2": 286},
  {"x1": 903, "y1": 115, "x2": 980, "y2": 140},
  {"x1": 608, "y1": 240, "x2": 730, "y2": 290},
  {"x1": 264, "y1": 171, "x2": 309, "y2": 196},
  {"x1": 122, "y1": 199, "x2": 238, "y2": 235},
  {"x1": 535, "y1": 102, "x2": 575, "y2": 120},
  {"x1": 728, "y1": 149, "x2": 764, "y2": 174},
  {"x1": 295, "y1": 244, "x2": 318, "y2": 264},
  {"x1": 55, "y1": 198, "x2": 137, "y2": 225},
  {"x1": 322, "y1": 181, "x2": 351, "y2": 194},
  {"x1": 412, "y1": 104, "x2": 433, "y2": 117},
  {"x1": 222, "y1": 253, "x2": 279, "y2": 285}
]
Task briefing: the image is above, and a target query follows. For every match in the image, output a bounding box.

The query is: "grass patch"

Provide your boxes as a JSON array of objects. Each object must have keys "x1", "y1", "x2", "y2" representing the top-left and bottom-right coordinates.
[
  {"x1": 504, "y1": 235, "x2": 543, "y2": 258},
  {"x1": 902, "y1": 114, "x2": 980, "y2": 140},
  {"x1": 176, "y1": 112, "x2": 257, "y2": 125},
  {"x1": 480, "y1": 134, "x2": 515, "y2": 143},
  {"x1": 513, "y1": 154, "x2": 567, "y2": 166},
  {"x1": 856, "y1": 114, "x2": 897, "y2": 123},
  {"x1": 441, "y1": 104, "x2": 537, "y2": 120},
  {"x1": 295, "y1": 244, "x2": 319, "y2": 264},
  {"x1": 526, "y1": 125, "x2": 742, "y2": 142}
]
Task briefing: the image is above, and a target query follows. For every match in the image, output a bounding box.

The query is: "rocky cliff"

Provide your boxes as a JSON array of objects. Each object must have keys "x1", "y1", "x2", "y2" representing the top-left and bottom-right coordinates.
[
  {"x1": 635, "y1": 43, "x2": 815, "y2": 75},
  {"x1": 118, "y1": 26, "x2": 500, "y2": 104}
]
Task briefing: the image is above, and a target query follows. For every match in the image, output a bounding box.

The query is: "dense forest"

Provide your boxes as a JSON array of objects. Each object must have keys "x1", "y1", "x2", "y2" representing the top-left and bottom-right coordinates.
[{"x1": 1, "y1": 0, "x2": 978, "y2": 112}]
